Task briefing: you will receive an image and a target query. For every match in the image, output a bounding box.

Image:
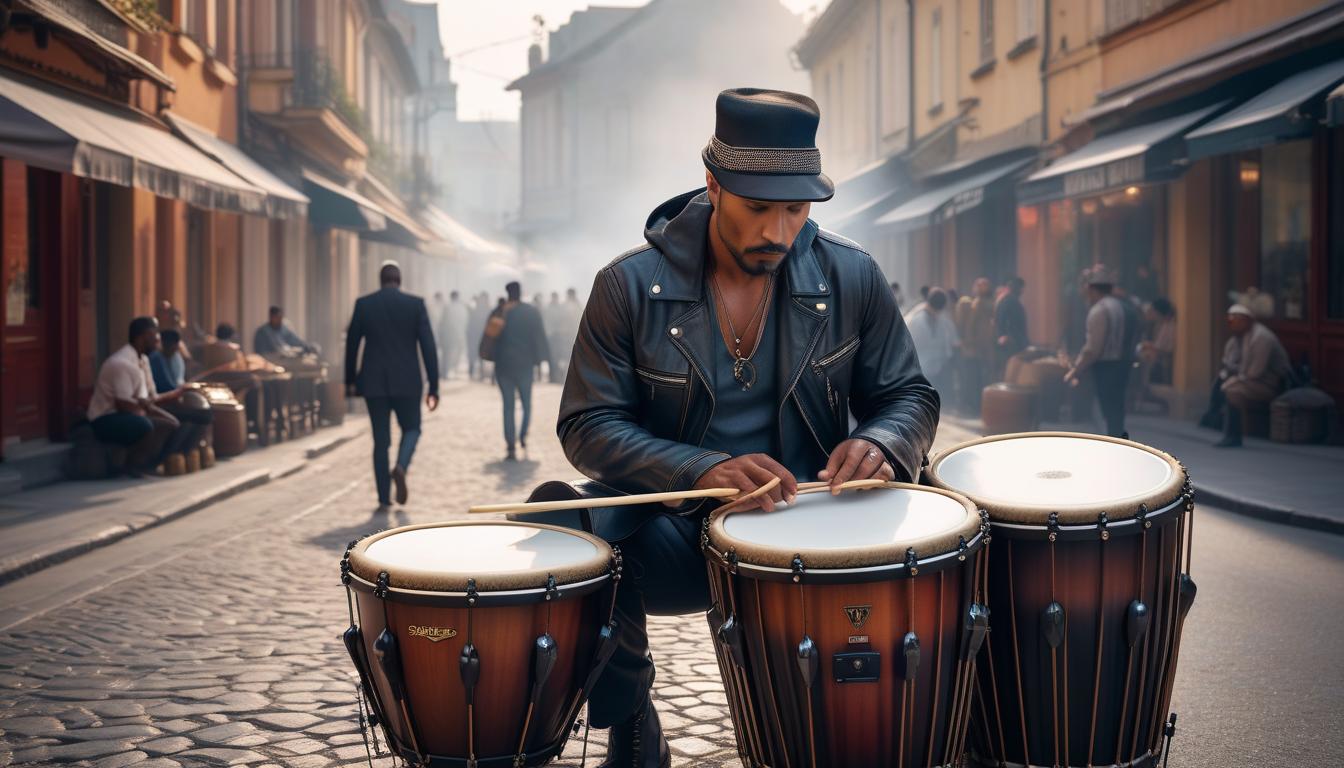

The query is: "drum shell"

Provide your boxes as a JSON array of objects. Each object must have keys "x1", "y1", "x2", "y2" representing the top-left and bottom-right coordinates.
[
  {"x1": 1016, "y1": 360, "x2": 1068, "y2": 421},
  {"x1": 981, "y1": 383, "x2": 1038, "y2": 435},
  {"x1": 707, "y1": 548, "x2": 985, "y2": 768},
  {"x1": 967, "y1": 506, "x2": 1188, "y2": 768},
  {"x1": 210, "y1": 402, "x2": 247, "y2": 456},
  {"x1": 353, "y1": 586, "x2": 604, "y2": 762}
]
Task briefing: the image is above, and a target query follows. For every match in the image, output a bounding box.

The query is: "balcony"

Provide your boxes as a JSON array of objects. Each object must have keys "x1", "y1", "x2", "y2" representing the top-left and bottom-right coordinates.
[{"x1": 244, "y1": 48, "x2": 368, "y2": 176}]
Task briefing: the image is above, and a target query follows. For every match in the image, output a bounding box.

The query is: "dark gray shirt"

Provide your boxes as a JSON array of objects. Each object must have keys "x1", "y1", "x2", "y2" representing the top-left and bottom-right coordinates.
[{"x1": 701, "y1": 298, "x2": 779, "y2": 464}]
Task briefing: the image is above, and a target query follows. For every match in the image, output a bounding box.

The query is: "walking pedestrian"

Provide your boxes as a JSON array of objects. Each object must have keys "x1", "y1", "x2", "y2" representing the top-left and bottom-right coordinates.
[
  {"x1": 994, "y1": 276, "x2": 1029, "y2": 378},
  {"x1": 439, "y1": 290, "x2": 468, "y2": 379},
  {"x1": 1065, "y1": 265, "x2": 1130, "y2": 437},
  {"x1": 344, "y1": 261, "x2": 439, "y2": 509},
  {"x1": 467, "y1": 292, "x2": 491, "y2": 381},
  {"x1": 482, "y1": 281, "x2": 550, "y2": 461}
]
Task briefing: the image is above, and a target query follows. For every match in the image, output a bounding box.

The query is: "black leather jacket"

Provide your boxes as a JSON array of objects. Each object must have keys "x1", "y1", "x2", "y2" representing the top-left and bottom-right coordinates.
[{"x1": 556, "y1": 189, "x2": 939, "y2": 532}]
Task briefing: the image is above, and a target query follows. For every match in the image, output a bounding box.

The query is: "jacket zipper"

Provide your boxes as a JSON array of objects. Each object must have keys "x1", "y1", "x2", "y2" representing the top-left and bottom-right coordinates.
[
  {"x1": 782, "y1": 318, "x2": 828, "y2": 457},
  {"x1": 635, "y1": 367, "x2": 689, "y2": 386},
  {"x1": 810, "y1": 335, "x2": 860, "y2": 410}
]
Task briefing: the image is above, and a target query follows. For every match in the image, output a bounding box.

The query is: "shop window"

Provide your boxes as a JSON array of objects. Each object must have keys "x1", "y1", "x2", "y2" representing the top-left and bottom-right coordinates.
[{"x1": 1258, "y1": 140, "x2": 1313, "y2": 322}]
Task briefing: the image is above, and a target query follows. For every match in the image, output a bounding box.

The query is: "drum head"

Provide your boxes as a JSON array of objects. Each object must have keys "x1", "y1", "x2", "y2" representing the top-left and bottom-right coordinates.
[
  {"x1": 708, "y1": 483, "x2": 980, "y2": 570},
  {"x1": 348, "y1": 521, "x2": 612, "y2": 593},
  {"x1": 927, "y1": 432, "x2": 1185, "y2": 524}
]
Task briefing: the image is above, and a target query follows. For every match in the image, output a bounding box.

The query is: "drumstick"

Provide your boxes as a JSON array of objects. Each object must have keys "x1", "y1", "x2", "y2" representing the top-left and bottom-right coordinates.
[{"x1": 467, "y1": 487, "x2": 743, "y2": 515}]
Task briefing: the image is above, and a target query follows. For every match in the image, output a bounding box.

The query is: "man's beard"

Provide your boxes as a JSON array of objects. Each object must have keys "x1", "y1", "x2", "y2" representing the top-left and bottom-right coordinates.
[{"x1": 719, "y1": 217, "x2": 788, "y2": 276}]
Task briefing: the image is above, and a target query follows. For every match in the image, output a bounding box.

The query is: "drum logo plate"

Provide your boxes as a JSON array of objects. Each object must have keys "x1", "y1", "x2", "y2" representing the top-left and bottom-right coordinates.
[
  {"x1": 844, "y1": 605, "x2": 871, "y2": 631},
  {"x1": 408, "y1": 625, "x2": 458, "y2": 642}
]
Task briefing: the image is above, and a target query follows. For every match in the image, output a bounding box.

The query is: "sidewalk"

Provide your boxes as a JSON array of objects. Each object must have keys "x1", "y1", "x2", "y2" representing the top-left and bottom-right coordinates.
[
  {"x1": 0, "y1": 418, "x2": 365, "y2": 587},
  {"x1": 942, "y1": 411, "x2": 1344, "y2": 534}
]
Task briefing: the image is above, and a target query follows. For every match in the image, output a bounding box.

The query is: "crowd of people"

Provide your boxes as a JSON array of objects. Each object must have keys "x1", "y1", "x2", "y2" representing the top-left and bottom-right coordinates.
[{"x1": 897, "y1": 266, "x2": 1292, "y2": 447}]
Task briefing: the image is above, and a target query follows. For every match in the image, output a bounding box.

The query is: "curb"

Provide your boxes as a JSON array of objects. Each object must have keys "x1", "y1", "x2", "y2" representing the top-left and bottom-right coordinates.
[
  {"x1": 936, "y1": 415, "x2": 1343, "y2": 536},
  {"x1": 0, "y1": 429, "x2": 364, "y2": 587}
]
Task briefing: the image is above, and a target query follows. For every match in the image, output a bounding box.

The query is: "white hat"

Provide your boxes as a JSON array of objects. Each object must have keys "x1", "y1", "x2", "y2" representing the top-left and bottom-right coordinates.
[{"x1": 1227, "y1": 304, "x2": 1255, "y2": 318}]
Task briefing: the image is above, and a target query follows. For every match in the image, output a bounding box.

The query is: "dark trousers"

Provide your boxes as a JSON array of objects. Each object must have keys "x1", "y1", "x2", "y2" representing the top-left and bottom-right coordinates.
[
  {"x1": 496, "y1": 368, "x2": 533, "y2": 449},
  {"x1": 366, "y1": 396, "x2": 422, "y2": 505},
  {"x1": 161, "y1": 402, "x2": 212, "y2": 456},
  {"x1": 588, "y1": 513, "x2": 711, "y2": 728},
  {"x1": 1092, "y1": 360, "x2": 1130, "y2": 437},
  {"x1": 91, "y1": 412, "x2": 183, "y2": 470}
]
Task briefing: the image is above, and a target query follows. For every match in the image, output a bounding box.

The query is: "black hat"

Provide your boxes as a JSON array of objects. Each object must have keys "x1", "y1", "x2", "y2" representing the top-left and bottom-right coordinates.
[{"x1": 702, "y1": 88, "x2": 834, "y2": 203}]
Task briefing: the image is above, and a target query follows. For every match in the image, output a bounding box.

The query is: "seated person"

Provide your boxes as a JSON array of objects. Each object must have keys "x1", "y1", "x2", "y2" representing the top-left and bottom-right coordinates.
[
  {"x1": 1212, "y1": 304, "x2": 1293, "y2": 447},
  {"x1": 201, "y1": 323, "x2": 248, "y2": 371},
  {"x1": 89, "y1": 318, "x2": 198, "y2": 476},
  {"x1": 254, "y1": 305, "x2": 318, "y2": 359},
  {"x1": 150, "y1": 330, "x2": 213, "y2": 450}
]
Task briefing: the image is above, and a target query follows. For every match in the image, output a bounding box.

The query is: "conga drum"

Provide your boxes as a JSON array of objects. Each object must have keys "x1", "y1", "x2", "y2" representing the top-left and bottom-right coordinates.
[
  {"x1": 927, "y1": 433, "x2": 1196, "y2": 768},
  {"x1": 981, "y1": 383, "x2": 1039, "y2": 435},
  {"x1": 703, "y1": 484, "x2": 989, "y2": 767},
  {"x1": 192, "y1": 382, "x2": 246, "y2": 457},
  {"x1": 340, "y1": 522, "x2": 621, "y2": 767},
  {"x1": 1016, "y1": 359, "x2": 1069, "y2": 422}
]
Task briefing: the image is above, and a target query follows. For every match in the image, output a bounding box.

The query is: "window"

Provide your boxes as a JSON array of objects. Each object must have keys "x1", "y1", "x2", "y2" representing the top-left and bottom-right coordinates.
[
  {"x1": 1016, "y1": 0, "x2": 1037, "y2": 43},
  {"x1": 929, "y1": 8, "x2": 943, "y2": 111},
  {"x1": 1258, "y1": 140, "x2": 1313, "y2": 321},
  {"x1": 183, "y1": 0, "x2": 210, "y2": 52},
  {"x1": 1331, "y1": 129, "x2": 1344, "y2": 320},
  {"x1": 979, "y1": 0, "x2": 995, "y2": 64},
  {"x1": 214, "y1": 0, "x2": 231, "y2": 67}
]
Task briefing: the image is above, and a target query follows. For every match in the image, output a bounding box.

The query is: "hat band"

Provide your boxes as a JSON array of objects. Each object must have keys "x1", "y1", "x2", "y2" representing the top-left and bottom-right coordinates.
[{"x1": 708, "y1": 135, "x2": 821, "y2": 175}]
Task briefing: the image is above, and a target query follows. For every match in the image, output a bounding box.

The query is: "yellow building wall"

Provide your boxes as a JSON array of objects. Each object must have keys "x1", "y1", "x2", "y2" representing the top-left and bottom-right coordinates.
[
  {"x1": 1099, "y1": 0, "x2": 1327, "y2": 93},
  {"x1": 810, "y1": 3, "x2": 880, "y2": 180},
  {"x1": 957, "y1": 0, "x2": 1046, "y2": 148},
  {"x1": 913, "y1": 0, "x2": 961, "y2": 139}
]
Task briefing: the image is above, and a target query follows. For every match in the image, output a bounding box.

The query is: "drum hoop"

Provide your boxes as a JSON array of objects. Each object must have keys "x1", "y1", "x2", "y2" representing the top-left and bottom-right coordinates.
[
  {"x1": 704, "y1": 528, "x2": 987, "y2": 584},
  {"x1": 347, "y1": 520, "x2": 614, "y2": 593},
  {"x1": 346, "y1": 570, "x2": 612, "y2": 607},
  {"x1": 706, "y1": 482, "x2": 985, "y2": 571},
  {"x1": 984, "y1": 493, "x2": 1187, "y2": 541},
  {"x1": 926, "y1": 431, "x2": 1187, "y2": 525}
]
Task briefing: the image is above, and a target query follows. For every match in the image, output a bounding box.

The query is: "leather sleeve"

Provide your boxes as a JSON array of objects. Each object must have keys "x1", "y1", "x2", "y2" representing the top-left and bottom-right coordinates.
[
  {"x1": 558, "y1": 268, "x2": 730, "y2": 495},
  {"x1": 848, "y1": 257, "x2": 941, "y2": 482},
  {"x1": 416, "y1": 298, "x2": 440, "y2": 396}
]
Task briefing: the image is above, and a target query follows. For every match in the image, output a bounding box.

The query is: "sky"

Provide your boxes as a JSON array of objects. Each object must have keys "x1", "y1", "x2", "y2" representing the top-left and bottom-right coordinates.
[{"x1": 435, "y1": 0, "x2": 830, "y2": 121}]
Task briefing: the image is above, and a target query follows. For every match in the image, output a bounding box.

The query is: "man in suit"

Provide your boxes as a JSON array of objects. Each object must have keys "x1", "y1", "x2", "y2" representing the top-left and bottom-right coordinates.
[
  {"x1": 491, "y1": 280, "x2": 551, "y2": 461},
  {"x1": 345, "y1": 261, "x2": 440, "y2": 507}
]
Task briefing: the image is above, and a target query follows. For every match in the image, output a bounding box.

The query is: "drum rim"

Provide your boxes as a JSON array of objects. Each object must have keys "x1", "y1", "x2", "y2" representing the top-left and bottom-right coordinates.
[
  {"x1": 926, "y1": 431, "x2": 1186, "y2": 525},
  {"x1": 706, "y1": 482, "x2": 983, "y2": 570},
  {"x1": 347, "y1": 520, "x2": 614, "y2": 593}
]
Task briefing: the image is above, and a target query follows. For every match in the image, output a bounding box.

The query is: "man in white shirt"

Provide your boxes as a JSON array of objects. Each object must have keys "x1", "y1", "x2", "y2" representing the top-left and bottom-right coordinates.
[
  {"x1": 904, "y1": 288, "x2": 959, "y2": 398},
  {"x1": 88, "y1": 317, "x2": 193, "y2": 476},
  {"x1": 1065, "y1": 265, "x2": 1133, "y2": 437}
]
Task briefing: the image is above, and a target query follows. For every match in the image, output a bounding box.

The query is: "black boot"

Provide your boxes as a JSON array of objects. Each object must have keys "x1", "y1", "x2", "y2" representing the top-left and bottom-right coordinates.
[
  {"x1": 599, "y1": 696, "x2": 670, "y2": 768},
  {"x1": 1214, "y1": 405, "x2": 1242, "y2": 447}
]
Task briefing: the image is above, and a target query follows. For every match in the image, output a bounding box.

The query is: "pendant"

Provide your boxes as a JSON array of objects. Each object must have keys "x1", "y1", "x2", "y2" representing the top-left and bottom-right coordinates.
[{"x1": 733, "y1": 357, "x2": 757, "y2": 391}]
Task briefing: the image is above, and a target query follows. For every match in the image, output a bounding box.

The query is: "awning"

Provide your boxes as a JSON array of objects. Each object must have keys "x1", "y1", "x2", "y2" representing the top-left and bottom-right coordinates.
[
  {"x1": 0, "y1": 70, "x2": 266, "y2": 213},
  {"x1": 301, "y1": 168, "x2": 386, "y2": 232},
  {"x1": 1329, "y1": 82, "x2": 1344, "y2": 126},
  {"x1": 422, "y1": 206, "x2": 513, "y2": 257},
  {"x1": 358, "y1": 173, "x2": 435, "y2": 248},
  {"x1": 20, "y1": 0, "x2": 176, "y2": 91},
  {"x1": 1186, "y1": 59, "x2": 1344, "y2": 159},
  {"x1": 815, "y1": 154, "x2": 908, "y2": 231},
  {"x1": 875, "y1": 158, "x2": 1032, "y2": 232},
  {"x1": 1018, "y1": 104, "x2": 1223, "y2": 205},
  {"x1": 165, "y1": 113, "x2": 308, "y2": 220}
]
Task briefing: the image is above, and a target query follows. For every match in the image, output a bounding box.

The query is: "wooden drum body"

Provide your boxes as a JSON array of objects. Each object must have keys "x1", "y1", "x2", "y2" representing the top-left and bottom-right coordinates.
[
  {"x1": 341, "y1": 522, "x2": 620, "y2": 767},
  {"x1": 928, "y1": 433, "x2": 1196, "y2": 768},
  {"x1": 704, "y1": 484, "x2": 990, "y2": 768},
  {"x1": 190, "y1": 383, "x2": 246, "y2": 456},
  {"x1": 981, "y1": 383, "x2": 1039, "y2": 435}
]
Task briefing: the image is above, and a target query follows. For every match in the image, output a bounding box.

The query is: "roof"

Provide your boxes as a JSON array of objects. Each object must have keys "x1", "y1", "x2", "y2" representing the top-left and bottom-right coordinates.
[
  {"x1": 506, "y1": 5, "x2": 650, "y2": 90},
  {"x1": 794, "y1": 0, "x2": 859, "y2": 68}
]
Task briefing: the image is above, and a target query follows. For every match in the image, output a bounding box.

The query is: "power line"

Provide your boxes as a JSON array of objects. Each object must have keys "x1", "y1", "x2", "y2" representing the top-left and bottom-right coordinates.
[{"x1": 447, "y1": 33, "x2": 533, "y2": 60}]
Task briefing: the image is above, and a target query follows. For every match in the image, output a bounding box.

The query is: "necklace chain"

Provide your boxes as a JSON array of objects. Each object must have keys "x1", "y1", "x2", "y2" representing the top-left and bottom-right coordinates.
[{"x1": 709, "y1": 270, "x2": 776, "y2": 390}]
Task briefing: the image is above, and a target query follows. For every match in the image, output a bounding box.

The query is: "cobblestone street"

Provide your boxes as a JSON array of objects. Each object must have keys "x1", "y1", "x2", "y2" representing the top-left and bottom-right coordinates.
[{"x1": 2, "y1": 381, "x2": 1342, "y2": 768}]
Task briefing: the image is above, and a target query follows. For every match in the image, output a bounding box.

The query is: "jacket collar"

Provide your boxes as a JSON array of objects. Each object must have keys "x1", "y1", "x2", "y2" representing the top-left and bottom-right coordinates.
[{"x1": 643, "y1": 189, "x2": 830, "y2": 303}]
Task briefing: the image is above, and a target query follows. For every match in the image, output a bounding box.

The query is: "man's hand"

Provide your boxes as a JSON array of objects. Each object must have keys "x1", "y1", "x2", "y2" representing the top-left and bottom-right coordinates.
[
  {"x1": 817, "y1": 439, "x2": 896, "y2": 493},
  {"x1": 694, "y1": 454, "x2": 798, "y2": 512},
  {"x1": 1064, "y1": 368, "x2": 1080, "y2": 387},
  {"x1": 998, "y1": 335, "x2": 1010, "y2": 346},
  {"x1": 426, "y1": 394, "x2": 439, "y2": 412}
]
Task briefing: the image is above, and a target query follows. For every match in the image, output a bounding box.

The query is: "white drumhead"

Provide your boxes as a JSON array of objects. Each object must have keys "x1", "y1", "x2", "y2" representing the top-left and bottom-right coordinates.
[
  {"x1": 721, "y1": 488, "x2": 970, "y2": 551},
  {"x1": 363, "y1": 523, "x2": 601, "y2": 575},
  {"x1": 935, "y1": 435, "x2": 1174, "y2": 509}
]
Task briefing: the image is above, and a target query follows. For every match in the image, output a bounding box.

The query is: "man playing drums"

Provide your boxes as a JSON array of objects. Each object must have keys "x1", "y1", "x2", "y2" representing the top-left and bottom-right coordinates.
[{"x1": 557, "y1": 88, "x2": 939, "y2": 767}]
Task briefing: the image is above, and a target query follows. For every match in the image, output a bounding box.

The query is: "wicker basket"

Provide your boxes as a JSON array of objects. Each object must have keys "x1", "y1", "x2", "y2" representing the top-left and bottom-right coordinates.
[{"x1": 1270, "y1": 387, "x2": 1336, "y2": 444}]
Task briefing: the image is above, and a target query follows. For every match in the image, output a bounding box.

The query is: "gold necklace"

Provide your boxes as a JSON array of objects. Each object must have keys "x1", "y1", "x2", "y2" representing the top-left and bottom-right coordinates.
[{"x1": 709, "y1": 271, "x2": 776, "y2": 390}]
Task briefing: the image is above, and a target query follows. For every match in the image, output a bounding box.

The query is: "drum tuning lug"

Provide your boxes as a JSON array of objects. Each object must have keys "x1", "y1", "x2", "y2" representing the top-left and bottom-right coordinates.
[
  {"x1": 466, "y1": 578, "x2": 479, "y2": 607},
  {"x1": 544, "y1": 574, "x2": 558, "y2": 601},
  {"x1": 1177, "y1": 574, "x2": 1197, "y2": 620},
  {"x1": 901, "y1": 631, "x2": 920, "y2": 680},
  {"x1": 1042, "y1": 602, "x2": 1065, "y2": 649},
  {"x1": 345, "y1": 538, "x2": 359, "y2": 555},
  {"x1": 611, "y1": 546, "x2": 624, "y2": 582},
  {"x1": 374, "y1": 571, "x2": 390, "y2": 599},
  {"x1": 1047, "y1": 512, "x2": 1060, "y2": 542},
  {"x1": 727, "y1": 549, "x2": 739, "y2": 574},
  {"x1": 904, "y1": 547, "x2": 918, "y2": 577},
  {"x1": 962, "y1": 603, "x2": 990, "y2": 660},
  {"x1": 797, "y1": 634, "x2": 819, "y2": 688},
  {"x1": 1126, "y1": 600, "x2": 1150, "y2": 647},
  {"x1": 1097, "y1": 512, "x2": 1110, "y2": 541},
  {"x1": 339, "y1": 559, "x2": 351, "y2": 585},
  {"x1": 1137, "y1": 503, "x2": 1150, "y2": 529},
  {"x1": 957, "y1": 536, "x2": 968, "y2": 561},
  {"x1": 717, "y1": 614, "x2": 747, "y2": 668},
  {"x1": 791, "y1": 554, "x2": 806, "y2": 582}
]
